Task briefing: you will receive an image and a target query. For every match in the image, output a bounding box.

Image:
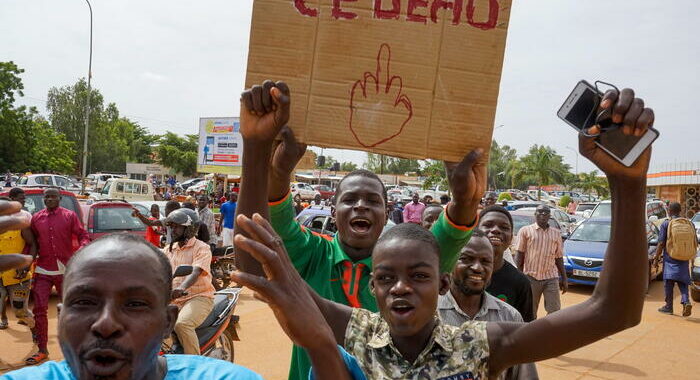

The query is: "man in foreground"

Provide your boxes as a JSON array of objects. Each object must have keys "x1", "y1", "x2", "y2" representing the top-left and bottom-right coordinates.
[
  {"x1": 516, "y1": 205, "x2": 567, "y2": 318},
  {"x1": 233, "y1": 87, "x2": 657, "y2": 379},
  {"x1": 29, "y1": 188, "x2": 90, "y2": 365},
  {"x1": 439, "y1": 230, "x2": 538, "y2": 379},
  {"x1": 2, "y1": 234, "x2": 354, "y2": 380},
  {"x1": 480, "y1": 205, "x2": 533, "y2": 321}
]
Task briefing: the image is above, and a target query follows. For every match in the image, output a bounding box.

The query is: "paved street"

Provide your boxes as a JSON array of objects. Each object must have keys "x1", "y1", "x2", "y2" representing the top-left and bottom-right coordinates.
[{"x1": 1, "y1": 280, "x2": 698, "y2": 379}]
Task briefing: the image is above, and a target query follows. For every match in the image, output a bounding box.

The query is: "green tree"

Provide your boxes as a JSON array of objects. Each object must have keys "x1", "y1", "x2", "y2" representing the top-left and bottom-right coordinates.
[
  {"x1": 316, "y1": 155, "x2": 338, "y2": 169},
  {"x1": 575, "y1": 170, "x2": 610, "y2": 198},
  {"x1": 0, "y1": 62, "x2": 75, "y2": 173},
  {"x1": 364, "y1": 153, "x2": 420, "y2": 174},
  {"x1": 156, "y1": 132, "x2": 198, "y2": 177},
  {"x1": 421, "y1": 160, "x2": 447, "y2": 190},
  {"x1": 340, "y1": 162, "x2": 358, "y2": 171},
  {"x1": 512, "y1": 145, "x2": 570, "y2": 200},
  {"x1": 487, "y1": 140, "x2": 518, "y2": 190}
]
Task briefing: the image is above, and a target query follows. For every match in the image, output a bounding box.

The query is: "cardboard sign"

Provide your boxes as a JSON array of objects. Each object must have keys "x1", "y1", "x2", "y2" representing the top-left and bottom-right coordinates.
[{"x1": 245, "y1": 0, "x2": 512, "y2": 162}]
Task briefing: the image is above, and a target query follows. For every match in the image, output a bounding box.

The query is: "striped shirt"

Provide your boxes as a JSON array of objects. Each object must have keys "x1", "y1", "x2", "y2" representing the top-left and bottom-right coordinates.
[
  {"x1": 163, "y1": 237, "x2": 216, "y2": 308},
  {"x1": 197, "y1": 207, "x2": 217, "y2": 245},
  {"x1": 516, "y1": 223, "x2": 563, "y2": 280}
]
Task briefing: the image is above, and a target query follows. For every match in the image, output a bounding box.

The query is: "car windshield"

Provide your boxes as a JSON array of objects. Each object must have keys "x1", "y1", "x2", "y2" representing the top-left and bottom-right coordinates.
[
  {"x1": 569, "y1": 221, "x2": 611, "y2": 242},
  {"x1": 590, "y1": 202, "x2": 611, "y2": 218},
  {"x1": 577, "y1": 204, "x2": 596, "y2": 212},
  {"x1": 23, "y1": 194, "x2": 77, "y2": 215},
  {"x1": 94, "y1": 207, "x2": 145, "y2": 232},
  {"x1": 17, "y1": 177, "x2": 29, "y2": 185},
  {"x1": 512, "y1": 215, "x2": 558, "y2": 236},
  {"x1": 693, "y1": 213, "x2": 700, "y2": 225}
]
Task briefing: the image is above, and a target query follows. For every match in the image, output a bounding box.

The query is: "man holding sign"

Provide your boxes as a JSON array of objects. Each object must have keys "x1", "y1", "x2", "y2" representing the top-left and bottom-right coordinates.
[{"x1": 234, "y1": 79, "x2": 486, "y2": 380}]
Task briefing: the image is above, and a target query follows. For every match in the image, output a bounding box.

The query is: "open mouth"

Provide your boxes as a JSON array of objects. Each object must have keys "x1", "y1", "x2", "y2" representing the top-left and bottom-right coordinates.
[
  {"x1": 350, "y1": 218, "x2": 372, "y2": 234},
  {"x1": 467, "y1": 274, "x2": 484, "y2": 283},
  {"x1": 82, "y1": 349, "x2": 128, "y2": 377},
  {"x1": 488, "y1": 236, "x2": 503, "y2": 246},
  {"x1": 390, "y1": 300, "x2": 415, "y2": 317}
]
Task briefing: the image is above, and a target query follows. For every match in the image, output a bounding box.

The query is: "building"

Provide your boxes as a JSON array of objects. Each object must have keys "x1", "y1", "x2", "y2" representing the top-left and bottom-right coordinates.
[
  {"x1": 125, "y1": 163, "x2": 187, "y2": 183},
  {"x1": 647, "y1": 161, "x2": 700, "y2": 218}
]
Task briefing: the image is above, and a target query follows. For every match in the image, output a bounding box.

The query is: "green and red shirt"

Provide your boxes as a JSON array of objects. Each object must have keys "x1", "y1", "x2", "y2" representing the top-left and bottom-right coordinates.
[{"x1": 269, "y1": 192, "x2": 474, "y2": 380}]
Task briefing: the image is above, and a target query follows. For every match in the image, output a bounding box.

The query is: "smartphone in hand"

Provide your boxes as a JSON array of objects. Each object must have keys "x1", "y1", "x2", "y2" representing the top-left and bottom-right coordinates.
[{"x1": 557, "y1": 80, "x2": 659, "y2": 167}]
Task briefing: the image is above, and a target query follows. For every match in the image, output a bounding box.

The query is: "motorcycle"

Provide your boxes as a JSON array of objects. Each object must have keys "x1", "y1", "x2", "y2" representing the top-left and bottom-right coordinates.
[
  {"x1": 211, "y1": 246, "x2": 237, "y2": 290},
  {"x1": 162, "y1": 266, "x2": 242, "y2": 362}
]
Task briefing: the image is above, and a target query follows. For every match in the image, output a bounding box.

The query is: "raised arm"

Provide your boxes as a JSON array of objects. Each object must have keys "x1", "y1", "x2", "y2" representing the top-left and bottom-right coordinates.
[
  {"x1": 487, "y1": 88, "x2": 655, "y2": 377},
  {"x1": 235, "y1": 80, "x2": 291, "y2": 276},
  {"x1": 232, "y1": 214, "x2": 352, "y2": 380},
  {"x1": 132, "y1": 209, "x2": 163, "y2": 228}
]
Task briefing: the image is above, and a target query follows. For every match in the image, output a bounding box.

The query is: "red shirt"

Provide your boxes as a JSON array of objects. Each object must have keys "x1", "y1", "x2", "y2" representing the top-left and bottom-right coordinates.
[
  {"x1": 145, "y1": 217, "x2": 162, "y2": 247},
  {"x1": 31, "y1": 207, "x2": 90, "y2": 271}
]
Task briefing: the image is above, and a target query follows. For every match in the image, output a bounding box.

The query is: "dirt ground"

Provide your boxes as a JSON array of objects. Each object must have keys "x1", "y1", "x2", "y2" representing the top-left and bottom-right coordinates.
[{"x1": 1, "y1": 280, "x2": 698, "y2": 379}]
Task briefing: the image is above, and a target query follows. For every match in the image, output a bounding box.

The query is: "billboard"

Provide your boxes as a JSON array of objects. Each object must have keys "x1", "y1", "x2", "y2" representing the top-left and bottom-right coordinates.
[{"x1": 197, "y1": 117, "x2": 243, "y2": 175}]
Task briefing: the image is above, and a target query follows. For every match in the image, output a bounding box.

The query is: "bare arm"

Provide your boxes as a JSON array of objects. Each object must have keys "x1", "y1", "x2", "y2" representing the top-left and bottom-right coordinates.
[
  {"x1": 486, "y1": 88, "x2": 655, "y2": 377},
  {"x1": 515, "y1": 250, "x2": 525, "y2": 270},
  {"x1": 132, "y1": 209, "x2": 163, "y2": 227},
  {"x1": 21, "y1": 226, "x2": 37, "y2": 260},
  {"x1": 232, "y1": 214, "x2": 351, "y2": 380},
  {"x1": 555, "y1": 257, "x2": 568, "y2": 293}
]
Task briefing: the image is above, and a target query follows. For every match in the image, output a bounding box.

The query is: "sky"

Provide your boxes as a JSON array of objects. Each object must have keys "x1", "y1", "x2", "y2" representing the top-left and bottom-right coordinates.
[{"x1": 1, "y1": 0, "x2": 698, "y2": 173}]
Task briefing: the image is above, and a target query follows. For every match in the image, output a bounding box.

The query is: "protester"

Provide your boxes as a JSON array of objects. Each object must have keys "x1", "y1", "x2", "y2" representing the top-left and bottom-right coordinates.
[
  {"x1": 421, "y1": 204, "x2": 443, "y2": 230},
  {"x1": 3, "y1": 233, "x2": 355, "y2": 380},
  {"x1": 515, "y1": 205, "x2": 567, "y2": 318},
  {"x1": 218, "y1": 192, "x2": 238, "y2": 246},
  {"x1": 0, "y1": 188, "x2": 37, "y2": 330},
  {"x1": 566, "y1": 199, "x2": 577, "y2": 215},
  {"x1": 28, "y1": 187, "x2": 90, "y2": 365},
  {"x1": 234, "y1": 86, "x2": 658, "y2": 378},
  {"x1": 478, "y1": 206, "x2": 533, "y2": 321},
  {"x1": 484, "y1": 191, "x2": 498, "y2": 208},
  {"x1": 134, "y1": 200, "x2": 181, "y2": 246},
  {"x1": 311, "y1": 193, "x2": 324, "y2": 207},
  {"x1": 235, "y1": 80, "x2": 485, "y2": 380},
  {"x1": 4, "y1": 172, "x2": 12, "y2": 187},
  {"x1": 422, "y1": 195, "x2": 434, "y2": 204},
  {"x1": 438, "y1": 230, "x2": 538, "y2": 379},
  {"x1": 143, "y1": 204, "x2": 164, "y2": 247},
  {"x1": 656, "y1": 202, "x2": 695, "y2": 316},
  {"x1": 197, "y1": 194, "x2": 218, "y2": 248},
  {"x1": 388, "y1": 201, "x2": 403, "y2": 224},
  {"x1": 162, "y1": 208, "x2": 215, "y2": 355},
  {"x1": 402, "y1": 193, "x2": 426, "y2": 225}
]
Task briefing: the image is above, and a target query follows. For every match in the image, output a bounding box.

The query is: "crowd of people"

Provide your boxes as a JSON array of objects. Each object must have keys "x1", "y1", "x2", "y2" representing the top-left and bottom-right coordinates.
[{"x1": 0, "y1": 79, "x2": 692, "y2": 380}]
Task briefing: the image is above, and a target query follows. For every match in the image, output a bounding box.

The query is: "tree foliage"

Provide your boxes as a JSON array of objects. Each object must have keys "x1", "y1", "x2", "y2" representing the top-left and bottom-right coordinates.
[
  {"x1": 340, "y1": 162, "x2": 358, "y2": 172},
  {"x1": 156, "y1": 132, "x2": 198, "y2": 177},
  {"x1": 511, "y1": 145, "x2": 570, "y2": 199},
  {"x1": 421, "y1": 160, "x2": 448, "y2": 190},
  {"x1": 575, "y1": 170, "x2": 610, "y2": 198},
  {"x1": 487, "y1": 141, "x2": 518, "y2": 190},
  {"x1": 364, "y1": 153, "x2": 421, "y2": 174}
]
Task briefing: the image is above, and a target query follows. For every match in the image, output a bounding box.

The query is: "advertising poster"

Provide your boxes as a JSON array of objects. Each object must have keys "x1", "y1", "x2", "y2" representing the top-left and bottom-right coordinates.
[{"x1": 197, "y1": 117, "x2": 243, "y2": 175}]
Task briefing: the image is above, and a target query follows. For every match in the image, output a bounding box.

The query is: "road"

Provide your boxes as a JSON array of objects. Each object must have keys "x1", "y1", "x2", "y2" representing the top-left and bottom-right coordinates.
[{"x1": 1, "y1": 280, "x2": 698, "y2": 379}]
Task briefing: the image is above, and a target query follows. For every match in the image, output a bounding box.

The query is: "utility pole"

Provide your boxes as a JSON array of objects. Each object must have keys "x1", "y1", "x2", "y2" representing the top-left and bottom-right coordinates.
[
  {"x1": 380, "y1": 154, "x2": 385, "y2": 175},
  {"x1": 80, "y1": 0, "x2": 93, "y2": 194},
  {"x1": 566, "y1": 146, "x2": 579, "y2": 176}
]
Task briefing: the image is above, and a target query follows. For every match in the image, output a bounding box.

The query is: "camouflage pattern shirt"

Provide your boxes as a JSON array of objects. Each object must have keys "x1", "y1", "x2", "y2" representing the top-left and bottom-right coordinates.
[{"x1": 344, "y1": 308, "x2": 490, "y2": 380}]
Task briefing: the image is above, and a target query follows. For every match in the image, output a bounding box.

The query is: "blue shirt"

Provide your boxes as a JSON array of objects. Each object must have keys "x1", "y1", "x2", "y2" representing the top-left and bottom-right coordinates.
[
  {"x1": 308, "y1": 346, "x2": 367, "y2": 380},
  {"x1": 0, "y1": 355, "x2": 262, "y2": 380},
  {"x1": 220, "y1": 201, "x2": 237, "y2": 229},
  {"x1": 658, "y1": 218, "x2": 691, "y2": 284}
]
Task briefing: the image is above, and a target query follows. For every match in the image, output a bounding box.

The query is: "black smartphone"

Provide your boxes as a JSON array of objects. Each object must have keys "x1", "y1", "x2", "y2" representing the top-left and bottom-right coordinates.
[{"x1": 557, "y1": 80, "x2": 659, "y2": 167}]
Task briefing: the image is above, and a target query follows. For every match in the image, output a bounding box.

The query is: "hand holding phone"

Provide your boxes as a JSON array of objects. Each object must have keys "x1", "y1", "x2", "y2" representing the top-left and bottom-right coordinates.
[
  {"x1": 575, "y1": 86, "x2": 656, "y2": 179},
  {"x1": 558, "y1": 80, "x2": 658, "y2": 167}
]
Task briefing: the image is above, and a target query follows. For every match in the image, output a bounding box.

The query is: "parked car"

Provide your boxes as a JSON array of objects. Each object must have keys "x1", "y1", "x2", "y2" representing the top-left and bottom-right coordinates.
[
  {"x1": 178, "y1": 177, "x2": 204, "y2": 191},
  {"x1": 418, "y1": 185, "x2": 448, "y2": 202},
  {"x1": 290, "y1": 182, "x2": 320, "y2": 201},
  {"x1": 691, "y1": 249, "x2": 700, "y2": 302},
  {"x1": 90, "y1": 178, "x2": 155, "y2": 202},
  {"x1": 87, "y1": 173, "x2": 126, "y2": 191},
  {"x1": 562, "y1": 217, "x2": 662, "y2": 286},
  {"x1": 506, "y1": 201, "x2": 545, "y2": 211},
  {"x1": 552, "y1": 191, "x2": 583, "y2": 203},
  {"x1": 575, "y1": 202, "x2": 598, "y2": 218},
  {"x1": 388, "y1": 187, "x2": 414, "y2": 204},
  {"x1": 692, "y1": 212, "x2": 700, "y2": 242},
  {"x1": 16, "y1": 174, "x2": 81, "y2": 192},
  {"x1": 80, "y1": 200, "x2": 147, "y2": 241},
  {"x1": 311, "y1": 184, "x2": 336, "y2": 200},
  {"x1": 587, "y1": 200, "x2": 668, "y2": 226}
]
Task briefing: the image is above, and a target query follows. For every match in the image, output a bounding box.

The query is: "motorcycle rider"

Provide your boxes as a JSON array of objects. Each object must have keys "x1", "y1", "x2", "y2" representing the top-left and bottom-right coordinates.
[{"x1": 162, "y1": 208, "x2": 215, "y2": 355}]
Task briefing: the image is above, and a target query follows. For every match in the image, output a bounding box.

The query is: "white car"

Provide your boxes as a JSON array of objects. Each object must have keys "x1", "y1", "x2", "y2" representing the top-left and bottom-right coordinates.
[
  {"x1": 290, "y1": 182, "x2": 320, "y2": 201},
  {"x1": 418, "y1": 185, "x2": 449, "y2": 202},
  {"x1": 87, "y1": 173, "x2": 126, "y2": 191},
  {"x1": 587, "y1": 200, "x2": 668, "y2": 226},
  {"x1": 17, "y1": 174, "x2": 81, "y2": 191},
  {"x1": 575, "y1": 202, "x2": 598, "y2": 218}
]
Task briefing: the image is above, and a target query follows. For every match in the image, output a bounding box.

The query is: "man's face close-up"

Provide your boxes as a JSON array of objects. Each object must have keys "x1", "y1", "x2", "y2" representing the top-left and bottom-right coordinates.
[
  {"x1": 451, "y1": 236, "x2": 495, "y2": 295},
  {"x1": 535, "y1": 207, "x2": 551, "y2": 227},
  {"x1": 485, "y1": 195, "x2": 497, "y2": 207},
  {"x1": 10, "y1": 191, "x2": 25, "y2": 207},
  {"x1": 412, "y1": 194, "x2": 419, "y2": 204},
  {"x1": 59, "y1": 242, "x2": 174, "y2": 380},
  {"x1": 478, "y1": 212, "x2": 513, "y2": 255},
  {"x1": 197, "y1": 197, "x2": 208, "y2": 210},
  {"x1": 371, "y1": 238, "x2": 447, "y2": 338},
  {"x1": 421, "y1": 207, "x2": 442, "y2": 230},
  {"x1": 334, "y1": 176, "x2": 387, "y2": 249}
]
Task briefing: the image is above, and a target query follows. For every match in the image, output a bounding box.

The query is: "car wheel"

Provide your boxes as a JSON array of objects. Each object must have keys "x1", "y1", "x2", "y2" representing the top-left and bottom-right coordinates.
[
  {"x1": 293, "y1": 194, "x2": 301, "y2": 202},
  {"x1": 692, "y1": 288, "x2": 700, "y2": 303}
]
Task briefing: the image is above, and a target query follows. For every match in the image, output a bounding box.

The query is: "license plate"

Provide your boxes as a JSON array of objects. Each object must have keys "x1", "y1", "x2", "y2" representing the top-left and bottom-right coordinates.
[{"x1": 574, "y1": 269, "x2": 600, "y2": 278}]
